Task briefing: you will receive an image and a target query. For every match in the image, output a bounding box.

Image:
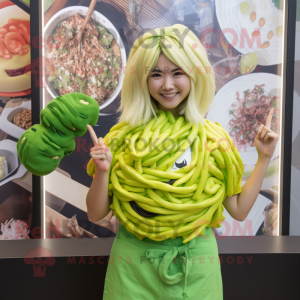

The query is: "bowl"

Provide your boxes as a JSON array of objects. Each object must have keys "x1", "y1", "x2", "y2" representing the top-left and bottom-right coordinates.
[
  {"x1": 0, "y1": 139, "x2": 27, "y2": 187},
  {"x1": 0, "y1": 149, "x2": 19, "y2": 182},
  {"x1": 44, "y1": 6, "x2": 127, "y2": 111},
  {"x1": 0, "y1": 100, "x2": 31, "y2": 140}
]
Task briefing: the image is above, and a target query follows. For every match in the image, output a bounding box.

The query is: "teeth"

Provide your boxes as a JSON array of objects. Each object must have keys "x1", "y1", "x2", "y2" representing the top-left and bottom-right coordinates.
[{"x1": 162, "y1": 93, "x2": 177, "y2": 98}]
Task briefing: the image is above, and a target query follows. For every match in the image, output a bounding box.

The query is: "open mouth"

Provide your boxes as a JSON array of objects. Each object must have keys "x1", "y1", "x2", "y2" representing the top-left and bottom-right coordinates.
[
  {"x1": 129, "y1": 179, "x2": 176, "y2": 217},
  {"x1": 160, "y1": 92, "x2": 179, "y2": 100},
  {"x1": 130, "y1": 201, "x2": 158, "y2": 217},
  {"x1": 5, "y1": 64, "x2": 31, "y2": 77}
]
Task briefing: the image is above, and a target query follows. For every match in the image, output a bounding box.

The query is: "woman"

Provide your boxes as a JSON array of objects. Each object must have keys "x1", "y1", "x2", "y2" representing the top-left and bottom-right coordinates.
[{"x1": 86, "y1": 24, "x2": 278, "y2": 299}]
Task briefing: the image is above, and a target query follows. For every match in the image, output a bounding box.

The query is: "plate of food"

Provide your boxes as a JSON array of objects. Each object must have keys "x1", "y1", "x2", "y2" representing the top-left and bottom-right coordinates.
[
  {"x1": 0, "y1": 100, "x2": 31, "y2": 139},
  {"x1": 215, "y1": 0, "x2": 284, "y2": 66},
  {"x1": 206, "y1": 72, "x2": 286, "y2": 166},
  {"x1": 0, "y1": 139, "x2": 27, "y2": 187},
  {"x1": 0, "y1": 3, "x2": 31, "y2": 96},
  {"x1": 0, "y1": 149, "x2": 19, "y2": 182},
  {"x1": 44, "y1": 6, "x2": 126, "y2": 110}
]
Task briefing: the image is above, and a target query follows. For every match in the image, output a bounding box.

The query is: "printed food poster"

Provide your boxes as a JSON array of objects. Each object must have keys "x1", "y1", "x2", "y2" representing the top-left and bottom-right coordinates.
[
  {"x1": 0, "y1": 0, "x2": 32, "y2": 240},
  {"x1": 43, "y1": 0, "x2": 284, "y2": 239}
]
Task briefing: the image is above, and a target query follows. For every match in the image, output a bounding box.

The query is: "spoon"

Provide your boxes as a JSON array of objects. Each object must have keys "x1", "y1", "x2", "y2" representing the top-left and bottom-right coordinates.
[{"x1": 66, "y1": 0, "x2": 98, "y2": 53}]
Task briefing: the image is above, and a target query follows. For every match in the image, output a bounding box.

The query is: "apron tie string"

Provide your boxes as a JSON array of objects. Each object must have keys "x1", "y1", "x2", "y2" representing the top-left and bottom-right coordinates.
[{"x1": 146, "y1": 238, "x2": 196, "y2": 299}]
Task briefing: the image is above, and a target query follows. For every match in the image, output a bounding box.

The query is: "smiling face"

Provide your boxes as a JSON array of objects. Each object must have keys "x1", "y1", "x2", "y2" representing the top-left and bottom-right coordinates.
[{"x1": 147, "y1": 53, "x2": 191, "y2": 116}]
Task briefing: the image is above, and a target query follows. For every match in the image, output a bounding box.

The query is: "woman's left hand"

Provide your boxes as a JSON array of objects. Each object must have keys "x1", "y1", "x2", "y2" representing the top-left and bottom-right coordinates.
[{"x1": 255, "y1": 108, "x2": 279, "y2": 159}]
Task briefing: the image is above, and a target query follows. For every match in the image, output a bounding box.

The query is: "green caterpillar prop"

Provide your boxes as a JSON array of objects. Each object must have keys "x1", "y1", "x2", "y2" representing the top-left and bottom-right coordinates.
[
  {"x1": 87, "y1": 110, "x2": 244, "y2": 243},
  {"x1": 17, "y1": 93, "x2": 99, "y2": 176}
]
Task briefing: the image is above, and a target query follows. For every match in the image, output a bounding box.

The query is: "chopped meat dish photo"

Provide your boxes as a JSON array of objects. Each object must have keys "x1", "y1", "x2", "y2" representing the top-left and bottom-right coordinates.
[
  {"x1": 45, "y1": 13, "x2": 122, "y2": 106},
  {"x1": 13, "y1": 109, "x2": 32, "y2": 130},
  {"x1": 229, "y1": 84, "x2": 280, "y2": 147}
]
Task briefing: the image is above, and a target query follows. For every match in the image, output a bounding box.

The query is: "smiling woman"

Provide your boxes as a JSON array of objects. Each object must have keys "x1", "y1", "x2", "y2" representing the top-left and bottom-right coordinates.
[
  {"x1": 147, "y1": 53, "x2": 191, "y2": 117},
  {"x1": 84, "y1": 21, "x2": 280, "y2": 299},
  {"x1": 85, "y1": 24, "x2": 238, "y2": 300}
]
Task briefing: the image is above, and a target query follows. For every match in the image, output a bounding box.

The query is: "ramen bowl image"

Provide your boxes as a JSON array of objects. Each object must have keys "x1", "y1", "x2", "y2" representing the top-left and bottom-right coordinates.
[
  {"x1": 44, "y1": 6, "x2": 127, "y2": 110},
  {"x1": 0, "y1": 2, "x2": 31, "y2": 96}
]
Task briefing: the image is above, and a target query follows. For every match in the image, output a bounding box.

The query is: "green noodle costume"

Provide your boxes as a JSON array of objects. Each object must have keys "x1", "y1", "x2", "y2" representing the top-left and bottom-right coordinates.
[
  {"x1": 87, "y1": 110, "x2": 243, "y2": 299},
  {"x1": 17, "y1": 93, "x2": 99, "y2": 176}
]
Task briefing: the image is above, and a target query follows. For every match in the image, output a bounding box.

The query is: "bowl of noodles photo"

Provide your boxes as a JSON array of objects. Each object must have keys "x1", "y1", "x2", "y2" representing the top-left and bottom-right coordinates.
[{"x1": 44, "y1": 6, "x2": 126, "y2": 110}]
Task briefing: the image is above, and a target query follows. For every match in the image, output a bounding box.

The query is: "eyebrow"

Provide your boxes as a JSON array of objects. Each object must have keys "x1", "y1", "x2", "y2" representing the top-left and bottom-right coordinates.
[{"x1": 152, "y1": 67, "x2": 182, "y2": 73}]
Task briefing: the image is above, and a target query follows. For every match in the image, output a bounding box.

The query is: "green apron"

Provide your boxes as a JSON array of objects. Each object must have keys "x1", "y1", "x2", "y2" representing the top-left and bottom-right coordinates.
[{"x1": 103, "y1": 224, "x2": 223, "y2": 300}]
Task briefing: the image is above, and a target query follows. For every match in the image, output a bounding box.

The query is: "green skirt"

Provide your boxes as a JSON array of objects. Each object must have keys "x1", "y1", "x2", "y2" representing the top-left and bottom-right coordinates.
[{"x1": 103, "y1": 224, "x2": 223, "y2": 300}]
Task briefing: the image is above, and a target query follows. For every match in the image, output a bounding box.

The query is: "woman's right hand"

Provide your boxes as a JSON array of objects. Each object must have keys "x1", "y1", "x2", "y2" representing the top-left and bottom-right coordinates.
[{"x1": 87, "y1": 125, "x2": 112, "y2": 172}]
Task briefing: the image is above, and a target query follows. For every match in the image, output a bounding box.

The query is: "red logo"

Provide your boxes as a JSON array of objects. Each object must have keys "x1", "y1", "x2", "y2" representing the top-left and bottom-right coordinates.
[{"x1": 24, "y1": 247, "x2": 55, "y2": 277}]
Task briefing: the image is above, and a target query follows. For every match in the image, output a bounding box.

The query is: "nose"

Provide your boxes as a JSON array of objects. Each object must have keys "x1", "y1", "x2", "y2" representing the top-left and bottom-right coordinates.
[{"x1": 162, "y1": 76, "x2": 174, "y2": 91}]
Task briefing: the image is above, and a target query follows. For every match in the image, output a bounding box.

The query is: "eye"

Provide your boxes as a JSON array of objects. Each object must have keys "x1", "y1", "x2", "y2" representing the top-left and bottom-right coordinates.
[
  {"x1": 152, "y1": 73, "x2": 161, "y2": 78},
  {"x1": 173, "y1": 159, "x2": 187, "y2": 169},
  {"x1": 174, "y1": 71, "x2": 185, "y2": 76}
]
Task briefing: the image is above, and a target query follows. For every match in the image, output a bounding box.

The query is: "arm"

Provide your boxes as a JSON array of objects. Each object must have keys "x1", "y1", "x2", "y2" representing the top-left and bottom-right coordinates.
[
  {"x1": 86, "y1": 170, "x2": 112, "y2": 223},
  {"x1": 85, "y1": 125, "x2": 113, "y2": 223},
  {"x1": 223, "y1": 108, "x2": 279, "y2": 222},
  {"x1": 223, "y1": 156, "x2": 270, "y2": 222}
]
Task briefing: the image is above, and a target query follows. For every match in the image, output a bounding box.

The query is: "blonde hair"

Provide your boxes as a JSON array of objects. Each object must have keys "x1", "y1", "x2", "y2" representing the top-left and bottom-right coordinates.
[{"x1": 117, "y1": 24, "x2": 215, "y2": 127}]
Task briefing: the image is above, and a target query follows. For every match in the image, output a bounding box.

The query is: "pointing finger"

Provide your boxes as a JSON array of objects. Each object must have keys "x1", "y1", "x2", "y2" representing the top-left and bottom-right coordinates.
[
  {"x1": 87, "y1": 125, "x2": 99, "y2": 146},
  {"x1": 98, "y1": 136, "x2": 109, "y2": 152},
  {"x1": 265, "y1": 108, "x2": 274, "y2": 128},
  {"x1": 98, "y1": 137, "x2": 104, "y2": 145}
]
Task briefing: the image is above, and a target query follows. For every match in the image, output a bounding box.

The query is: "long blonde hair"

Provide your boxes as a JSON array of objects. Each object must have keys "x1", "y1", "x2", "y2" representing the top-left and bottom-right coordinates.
[{"x1": 117, "y1": 24, "x2": 215, "y2": 127}]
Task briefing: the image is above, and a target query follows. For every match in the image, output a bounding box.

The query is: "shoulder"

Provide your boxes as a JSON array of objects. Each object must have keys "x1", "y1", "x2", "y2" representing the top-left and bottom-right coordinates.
[
  {"x1": 204, "y1": 119, "x2": 230, "y2": 138},
  {"x1": 204, "y1": 119, "x2": 224, "y2": 129}
]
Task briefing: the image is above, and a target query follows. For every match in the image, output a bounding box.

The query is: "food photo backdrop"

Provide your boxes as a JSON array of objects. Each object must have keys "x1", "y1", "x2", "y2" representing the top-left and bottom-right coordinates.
[
  {"x1": 0, "y1": 0, "x2": 32, "y2": 240},
  {"x1": 41, "y1": 0, "x2": 285, "y2": 240}
]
